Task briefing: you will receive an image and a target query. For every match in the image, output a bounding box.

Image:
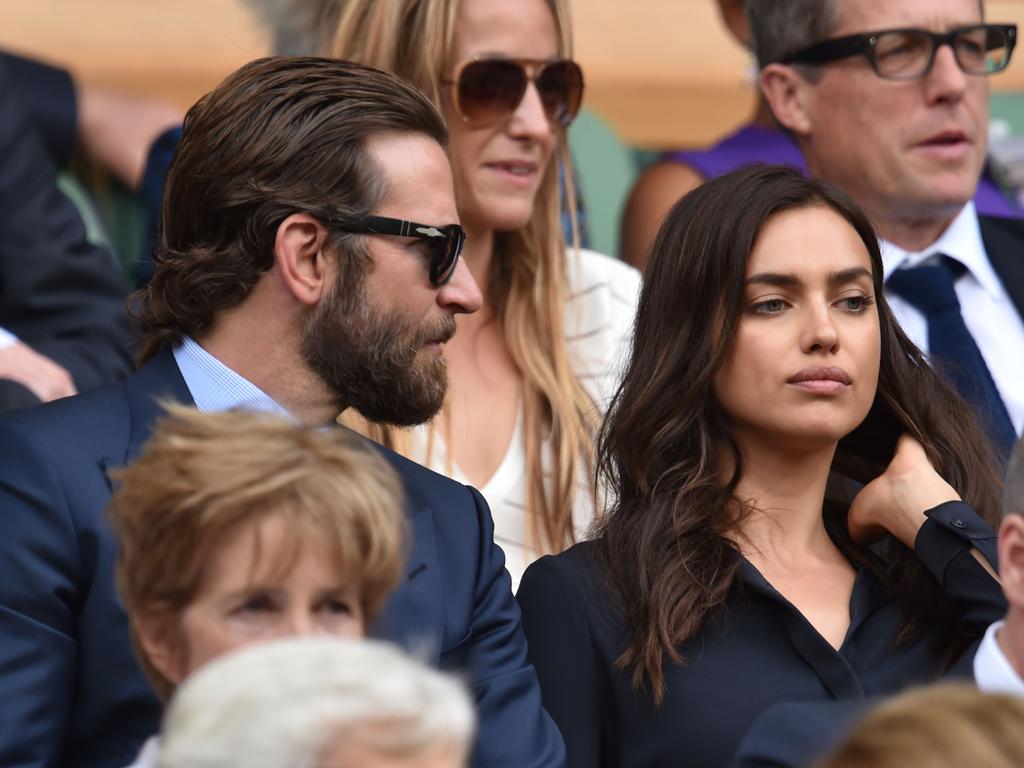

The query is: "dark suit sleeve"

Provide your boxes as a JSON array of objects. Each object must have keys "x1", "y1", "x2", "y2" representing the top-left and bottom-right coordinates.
[
  {"x1": 0, "y1": 417, "x2": 80, "y2": 767},
  {"x1": 0, "y1": 57, "x2": 134, "y2": 395},
  {"x1": 914, "y1": 501, "x2": 1006, "y2": 631},
  {"x1": 518, "y1": 553, "x2": 606, "y2": 768},
  {"x1": 0, "y1": 51, "x2": 77, "y2": 167},
  {"x1": 461, "y1": 488, "x2": 567, "y2": 768}
]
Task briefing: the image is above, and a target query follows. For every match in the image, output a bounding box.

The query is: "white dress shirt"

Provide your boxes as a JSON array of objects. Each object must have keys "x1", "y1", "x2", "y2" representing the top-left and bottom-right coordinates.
[
  {"x1": 880, "y1": 202, "x2": 1024, "y2": 436},
  {"x1": 172, "y1": 335, "x2": 291, "y2": 418},
  {"x1": 0, "y1": 327, "x2": 16, "y2": 350},
  {"x1": 973, "y1": 620, "x2": 1024, "y2": 697},
  {"x1": 122, "y1": 736, "x2": 160, "y2": 768},
  {"x1": 405, "y1": 249, "x2": 641, "y2": 592}
]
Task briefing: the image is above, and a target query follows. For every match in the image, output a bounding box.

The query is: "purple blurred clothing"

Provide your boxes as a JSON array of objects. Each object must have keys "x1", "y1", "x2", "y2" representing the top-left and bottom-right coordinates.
[{"x1": 662, "y1": 123, "x2": 1021, "y2": 219}]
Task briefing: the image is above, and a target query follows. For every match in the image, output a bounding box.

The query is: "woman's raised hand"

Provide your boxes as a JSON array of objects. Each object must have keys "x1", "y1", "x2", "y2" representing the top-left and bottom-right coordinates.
[{"x1": 847, "y1": 435, "x2": 961, "y2": 548}]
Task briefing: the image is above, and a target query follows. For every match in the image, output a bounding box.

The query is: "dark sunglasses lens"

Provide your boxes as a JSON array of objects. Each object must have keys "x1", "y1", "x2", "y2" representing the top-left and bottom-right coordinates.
[
  {"x1": 955, "y1": 25, "x2": 1013, "y2": 74},
  {"x1": 429, "y1": 227, "x2": 464, "y2": 286},
  {"x1": 537, "y1": 61, "x2": 584, "y2": 126},
  {"x1": 458, "y1": 60, "x2": 527, "y2": 123},
  {"x1": 873, "y1": 30, "x2": 933, "y2": 78}
]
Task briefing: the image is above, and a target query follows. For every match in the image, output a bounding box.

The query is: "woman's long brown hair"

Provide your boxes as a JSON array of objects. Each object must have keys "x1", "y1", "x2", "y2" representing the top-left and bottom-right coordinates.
[{"x1": 593, "y1": 164, "x2": 1003, "y2": 705}]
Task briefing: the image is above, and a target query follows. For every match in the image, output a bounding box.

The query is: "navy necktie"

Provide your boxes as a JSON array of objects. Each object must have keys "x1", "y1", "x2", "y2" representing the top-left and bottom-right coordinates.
[{"x1": 886, "y1": 256, "x2": 1016, "y2": 460}]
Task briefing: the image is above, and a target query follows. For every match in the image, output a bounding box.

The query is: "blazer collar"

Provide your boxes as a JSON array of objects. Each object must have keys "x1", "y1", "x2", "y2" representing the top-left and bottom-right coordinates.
[
  {"x1": 123, "y1": 347, "x2": 195, "y2": 466},
  {"x1": 979, "y1": 214, "x2": 1024, "y2": 318}
]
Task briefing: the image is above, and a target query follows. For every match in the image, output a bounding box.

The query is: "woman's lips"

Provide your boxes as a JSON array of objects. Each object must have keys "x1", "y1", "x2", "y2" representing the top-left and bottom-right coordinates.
[
  {"x1": 484, "y1": 161, "x2": 538, "y2": 189},
  {"x1": 787, "y1": 366, "x2": 852, "y2": 395}
]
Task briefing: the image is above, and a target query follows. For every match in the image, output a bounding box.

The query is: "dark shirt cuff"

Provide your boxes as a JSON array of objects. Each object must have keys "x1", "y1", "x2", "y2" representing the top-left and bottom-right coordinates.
[{"x1": 915, "y1": 500, "x2": 998, "y2": 581}]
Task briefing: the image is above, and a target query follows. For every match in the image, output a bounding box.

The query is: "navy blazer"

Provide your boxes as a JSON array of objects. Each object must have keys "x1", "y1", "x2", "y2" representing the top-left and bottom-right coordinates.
[
  {"x1": 0, "y1": 55, "x2": 133, "y2": 410},
  {"x1": 0, "y1": 350, "x2": 565, "y2": 768}
]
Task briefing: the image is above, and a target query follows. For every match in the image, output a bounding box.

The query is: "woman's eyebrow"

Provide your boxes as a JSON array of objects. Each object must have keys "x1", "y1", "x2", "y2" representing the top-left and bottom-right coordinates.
[{"x1": 745, "y1": 267, "x2": 872, "y2": 288}]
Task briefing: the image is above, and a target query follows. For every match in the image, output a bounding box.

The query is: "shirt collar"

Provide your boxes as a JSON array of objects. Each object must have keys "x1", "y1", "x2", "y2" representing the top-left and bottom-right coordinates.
[
  {"x1": 172, "y1": 336, "x2": 292, "y2": 419},
  {"x1": 880, "y1": 202, "x2": 1003, "y2": 301},
  {"x1": 973, "y1": 619, "x2": 1024, "y2": 697}
]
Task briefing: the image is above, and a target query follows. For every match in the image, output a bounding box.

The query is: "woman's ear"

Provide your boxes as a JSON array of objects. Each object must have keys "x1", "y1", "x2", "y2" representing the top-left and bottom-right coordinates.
[
  {"x1": 133, "y1": 609, "x2": 188, "y2": 688},
  {"x1": 273, "y1": 213, "x2": 333, "y2": 306}
]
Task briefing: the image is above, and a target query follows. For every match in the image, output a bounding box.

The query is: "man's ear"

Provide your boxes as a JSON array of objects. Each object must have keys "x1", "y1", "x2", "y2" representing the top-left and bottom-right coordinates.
[
  {"x1": 273, "y1": 213, "x2": 332, "y2": 306},
  {"x1": 133, "y1": 609, "x2": 188, "y2": 688},
  {"x1": 999, "y1": 514, "x2": 1024, "y2": 610},
  {"x1": 760, "y1": 63, "x2": 814, "y2": 137}
]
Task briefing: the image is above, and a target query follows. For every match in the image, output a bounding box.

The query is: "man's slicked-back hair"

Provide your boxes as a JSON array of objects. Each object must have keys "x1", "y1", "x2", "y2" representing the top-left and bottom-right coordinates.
[
  {"x1": 133, "y1": 56, "x2": 448, "y2": 363},
  {"x1": 746, "y1": 0, "x2": 842, "y2": 70}
]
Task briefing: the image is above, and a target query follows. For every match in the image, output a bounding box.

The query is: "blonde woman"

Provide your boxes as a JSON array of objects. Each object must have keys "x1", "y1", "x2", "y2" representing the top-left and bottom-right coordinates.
[{"x1": 330, "y1": 0, "x2": 642, "y2": 589}]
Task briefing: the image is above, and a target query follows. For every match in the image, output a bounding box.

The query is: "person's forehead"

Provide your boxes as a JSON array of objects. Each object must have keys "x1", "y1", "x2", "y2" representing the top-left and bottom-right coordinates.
[
  {"x1": 834, "y1": 0, "x2": 984, "y2": 35},
  {"x1": 367, "y1": 133, "x2": 459, "y2": 224}
]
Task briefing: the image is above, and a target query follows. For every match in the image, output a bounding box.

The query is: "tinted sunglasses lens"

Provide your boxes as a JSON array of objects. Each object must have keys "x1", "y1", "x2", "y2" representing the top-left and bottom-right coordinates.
[
  {"x1": 537, "y1": 61, "x2": 584, "y2": 126},
  {"x1": 457, "y1": 60, "x2": 527, "y2": 123},
  {"x1": 429, "y1": 227, "x2": 464, "y2": 286}
]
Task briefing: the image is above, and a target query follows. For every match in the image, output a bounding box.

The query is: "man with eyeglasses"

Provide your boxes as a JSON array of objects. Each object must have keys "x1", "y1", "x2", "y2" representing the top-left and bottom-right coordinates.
[
  {"x1": 0, "y1": 57, "x2": 566, "y2": 768},
  {"x1": 751, "y1": 0, "x2": 1023, "y2": 460}
]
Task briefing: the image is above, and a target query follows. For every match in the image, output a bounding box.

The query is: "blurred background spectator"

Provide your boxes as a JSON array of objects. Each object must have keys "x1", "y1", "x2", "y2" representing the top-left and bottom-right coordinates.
[{"x1": 157, "y1": 637, "x2": 475, "y2": 768}]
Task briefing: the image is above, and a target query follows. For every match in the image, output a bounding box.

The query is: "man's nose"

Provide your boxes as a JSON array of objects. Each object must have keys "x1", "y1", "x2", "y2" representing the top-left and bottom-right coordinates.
[{"x1": 438, "y1": 258, "x2": 483, "y2": 315}]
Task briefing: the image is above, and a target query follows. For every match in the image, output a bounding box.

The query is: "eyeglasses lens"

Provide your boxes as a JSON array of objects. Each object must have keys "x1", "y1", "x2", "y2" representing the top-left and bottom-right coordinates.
[
  {"x1": 873, "y1": 26, "x2": 1012, "y2": 79},
  {"x1": 873, "y1": 31, "x2": 933, "y2": 78},
  {"x1": 457, "y1": 60, "x2": 528, "y2": 124}
]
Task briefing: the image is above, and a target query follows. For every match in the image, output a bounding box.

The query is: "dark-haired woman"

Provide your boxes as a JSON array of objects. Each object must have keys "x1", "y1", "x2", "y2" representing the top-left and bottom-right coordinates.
[{"x1": 517, "y1": 164, "x2": 1007, "y2": 768}]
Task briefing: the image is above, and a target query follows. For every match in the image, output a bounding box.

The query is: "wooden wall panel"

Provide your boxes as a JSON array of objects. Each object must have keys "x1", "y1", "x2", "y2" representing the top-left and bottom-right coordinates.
[{"x1": 1, "y1": 0, "x2": 1022, "y2": 147}]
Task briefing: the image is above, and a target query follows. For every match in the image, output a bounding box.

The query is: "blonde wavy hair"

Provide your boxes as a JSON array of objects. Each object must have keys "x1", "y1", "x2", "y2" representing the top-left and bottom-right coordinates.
[{"x1": 329, "y1": 0, "x2": 596, "y2": 555}]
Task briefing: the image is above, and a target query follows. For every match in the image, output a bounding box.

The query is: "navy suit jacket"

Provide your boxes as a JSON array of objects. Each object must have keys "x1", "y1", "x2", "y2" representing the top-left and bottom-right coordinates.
[
  {"x1": 0, "y1": 349, "x2": 565, "y2": 768},
  {"x1": 0, "y1": 55, "x2": 133, "y2": 410}
]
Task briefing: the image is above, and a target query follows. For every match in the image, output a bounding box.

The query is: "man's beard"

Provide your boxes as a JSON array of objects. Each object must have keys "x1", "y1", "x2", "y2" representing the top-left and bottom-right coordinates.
[{"x1": 301, "y1": 282, "x2": 456, "y2": 427}]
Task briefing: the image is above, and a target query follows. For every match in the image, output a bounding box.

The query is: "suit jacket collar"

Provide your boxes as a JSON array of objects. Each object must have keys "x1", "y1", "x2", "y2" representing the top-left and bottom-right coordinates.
[
  {"x1": 124, "y1": 347, "x2": 194, "y2": 466},
  {"x1": 979, "y1": 214, "x2": 1024, "y2": 319}
]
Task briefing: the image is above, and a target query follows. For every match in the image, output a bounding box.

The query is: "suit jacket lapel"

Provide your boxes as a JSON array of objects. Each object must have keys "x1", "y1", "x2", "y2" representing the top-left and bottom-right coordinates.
[
  {"x1": 101, "y1": 349, "x2": 195, "y2": 488},
  {"x1": 979, "y1": 215, "x2": 1024, "y2": 318},
  {"x1": 370, "y1": 474, "x2": 443, "y2": 665}
]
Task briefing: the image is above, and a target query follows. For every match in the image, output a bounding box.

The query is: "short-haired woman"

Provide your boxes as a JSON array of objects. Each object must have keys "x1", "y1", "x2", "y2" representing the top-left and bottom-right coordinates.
[
  {"x1": 107, "y1": 405, "x2": 407, "y2": 767},
  {"x1": 517, "y1": 165, "x2": 1007, "y2": 767}
]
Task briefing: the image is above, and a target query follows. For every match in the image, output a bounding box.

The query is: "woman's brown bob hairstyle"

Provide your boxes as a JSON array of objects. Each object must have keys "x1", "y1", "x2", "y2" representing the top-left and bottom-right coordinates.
[{"x1": 593, "y1": 164, "x2": 1002, "y2": 703}]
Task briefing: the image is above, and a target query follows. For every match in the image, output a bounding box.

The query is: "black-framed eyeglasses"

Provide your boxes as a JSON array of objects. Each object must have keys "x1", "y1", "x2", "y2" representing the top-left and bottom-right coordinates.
[
  {"x1": 783, "y1": 23, "x2": 1017, "y2": 80},
  {"x1": 343, "y1": 215, "x2": 465, "y2": 287}
]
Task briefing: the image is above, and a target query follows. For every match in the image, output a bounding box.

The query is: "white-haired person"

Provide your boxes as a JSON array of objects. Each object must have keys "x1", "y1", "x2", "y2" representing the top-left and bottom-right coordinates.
[
  {"x1": 106, "y1": 406, "x2": 408, "y2": 767},
  {"x1": 156, "y1": 637, "x2": 475, "y2": 768}
]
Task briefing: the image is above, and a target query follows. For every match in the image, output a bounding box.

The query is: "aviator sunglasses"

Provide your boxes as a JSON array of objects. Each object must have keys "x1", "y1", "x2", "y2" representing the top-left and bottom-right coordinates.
[
  {"x1": 343, "y1": 215, "x2": 465, "y2": 287},
  {"x1": 442, "y1": 57, "x2": 585, "y2": 127}
]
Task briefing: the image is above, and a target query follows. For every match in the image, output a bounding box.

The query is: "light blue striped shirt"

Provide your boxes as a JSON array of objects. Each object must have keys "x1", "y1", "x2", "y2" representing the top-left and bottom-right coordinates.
[{"x1": 172, "y1": 336, "x2": 291, "y2": 418}]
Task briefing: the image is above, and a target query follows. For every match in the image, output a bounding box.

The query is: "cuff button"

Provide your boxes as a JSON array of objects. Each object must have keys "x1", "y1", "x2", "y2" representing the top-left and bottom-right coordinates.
[{"x1": 951, "y1": 518, "x2": 968, "y2": 530}]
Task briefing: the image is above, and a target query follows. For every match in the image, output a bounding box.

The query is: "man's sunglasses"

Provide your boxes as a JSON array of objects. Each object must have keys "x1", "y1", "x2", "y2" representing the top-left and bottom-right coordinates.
[
  {"x1": 783, "y1": 23, "x2": 1017, "y2": 80},
  {"x1": 344, "y1": 215, "x2": 465, "y2": 287},
  {"x1": 442, "y1": 57, "x2": 585, "y2": 127}
]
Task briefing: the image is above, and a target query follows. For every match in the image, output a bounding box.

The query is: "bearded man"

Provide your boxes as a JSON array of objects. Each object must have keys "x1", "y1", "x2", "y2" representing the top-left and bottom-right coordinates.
[{"x1": 0, "y1": 56, "x2": 565, "y2": 768}]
